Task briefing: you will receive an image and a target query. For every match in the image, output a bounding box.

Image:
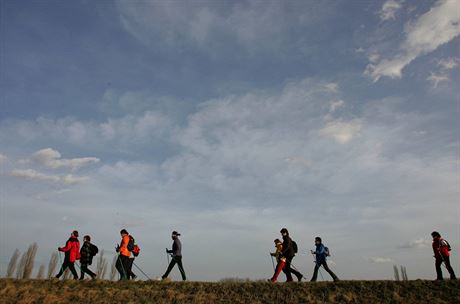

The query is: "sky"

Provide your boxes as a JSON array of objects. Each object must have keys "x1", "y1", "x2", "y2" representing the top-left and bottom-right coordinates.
[{"x1": 0, "y1": 0, "x2": 459, "y2": 281}]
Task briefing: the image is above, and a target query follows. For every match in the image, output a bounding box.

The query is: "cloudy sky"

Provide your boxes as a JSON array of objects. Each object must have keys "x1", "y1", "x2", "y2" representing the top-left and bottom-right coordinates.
[{"x1": 0, "y1": 0, "x2": 459, "y2": 281}]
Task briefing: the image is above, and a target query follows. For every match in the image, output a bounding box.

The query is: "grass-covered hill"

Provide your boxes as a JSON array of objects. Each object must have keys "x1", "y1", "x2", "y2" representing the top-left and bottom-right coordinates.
[{"x1": 0, "y1": 279, "x2": 459, "y2": 304}]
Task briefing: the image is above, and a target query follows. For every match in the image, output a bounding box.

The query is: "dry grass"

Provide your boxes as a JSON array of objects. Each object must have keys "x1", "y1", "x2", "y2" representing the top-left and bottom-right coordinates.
[
  {"x1": 0, "y1": 279, "x2": 458, "y2": 304},
  {"x1": 47, "y1": 253, "x2": 58, "y2": 279}
]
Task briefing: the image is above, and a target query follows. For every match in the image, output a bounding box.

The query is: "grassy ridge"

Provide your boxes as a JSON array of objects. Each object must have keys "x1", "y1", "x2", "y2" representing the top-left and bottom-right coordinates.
[{"x1": 0, "y1": 279, "x2": 459, "y2": 304}]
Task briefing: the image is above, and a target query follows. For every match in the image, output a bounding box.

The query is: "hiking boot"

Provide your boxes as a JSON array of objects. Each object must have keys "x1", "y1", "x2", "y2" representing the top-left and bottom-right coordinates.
[{"x1": 131, "y1": 274, "x2": 137, "y2": 280}]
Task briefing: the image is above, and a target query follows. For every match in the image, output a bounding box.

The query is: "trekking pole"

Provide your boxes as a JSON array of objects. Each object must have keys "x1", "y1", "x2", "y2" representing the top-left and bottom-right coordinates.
[
  {"x1": 312, "y1": 256, "x2": 324, "y2": 281},
  {"x1": 290, "y1": 262, "x2": 308, "y2": 280},
  {"x1": 132, "y1": 262, "x2": 152, "y2": 281},
  {"x1": 270, "y1": 252, "x2": 275, "y2": 272},
  {"x1": 165, "y1": 248, "x2": 170, "y2": 265}
]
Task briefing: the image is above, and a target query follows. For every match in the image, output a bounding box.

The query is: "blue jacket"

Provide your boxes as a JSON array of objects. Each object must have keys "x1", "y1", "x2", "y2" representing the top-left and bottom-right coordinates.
[{"x1": 314, "y1": 243, "x2": 327, "y2": 262}]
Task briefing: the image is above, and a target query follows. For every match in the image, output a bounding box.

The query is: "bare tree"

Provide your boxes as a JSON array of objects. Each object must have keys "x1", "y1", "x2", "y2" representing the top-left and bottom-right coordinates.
[
  {"x1": 110, "y1": 255, "x2": 118, "y2": 281},
  {"x1": 96, "y1": 250, "x2": 108, "y2": 279},
  {"x1": 37, "y1": 264, "x2": 45, "y2": 279},
  {"x1": 16, "y1": 252, "x2": 27, "y2": 279},
  {"x1": 400, "y1": 265, "x2": 408, "y2": 281},
  {"x1": 393, "y1": 265, "x2": 400, "y2": 281},
  {"x1": 48, "y1": 252, "x2": 58, "y2": 279},
  {"x1": 22, "y1": 243, "x2": 38, "y2": 279},
  {"x1": 6, "y1": 249, "x2": 20, "y2": 278}
]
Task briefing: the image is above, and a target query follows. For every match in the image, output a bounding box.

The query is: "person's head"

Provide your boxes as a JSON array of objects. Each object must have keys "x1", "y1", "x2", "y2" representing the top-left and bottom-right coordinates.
[
  {"x1": 431, "y1": 231, "x2": 441, "y2": 239},
  {"x1": 172, "y1": 231, "x2": 181, "y2": 239},
  {"x1": 274, "y1": 238, "x2": 282, "y2": 245},
  {"x1": 120, "y1": 229, "x2": 128, "y2": 237},
  {"x1": 315, "y1": 237, "x2": 322, "y2": 244},
  {"x1": 84, "y1": 235, "x2": 91, "y2": 242},
  {"x1": 72, "y1": 230, "x2": 79, "y2": 237},
  {"x1": 280, "y1": 228, "x2": 289, "y2": 236}
]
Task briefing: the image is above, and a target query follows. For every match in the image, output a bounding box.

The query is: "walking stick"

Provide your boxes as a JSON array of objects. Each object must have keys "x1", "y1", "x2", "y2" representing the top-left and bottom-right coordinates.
[
  {"x1": 132, "y1": 262, "x2": 152, "y2": 281},
  {"x1": 166, "y1": 248, "x2": 170, "y2": 265},
  {"x1": 270, "y1": 252, "x2": 275, "y2": 272}
]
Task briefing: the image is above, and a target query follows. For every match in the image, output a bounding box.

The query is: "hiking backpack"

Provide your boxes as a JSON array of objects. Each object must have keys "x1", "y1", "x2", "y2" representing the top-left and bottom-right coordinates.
[
  {"x1": 292, "y1": 241, "x2": 298, "y2": 254},
  {"x1": 440, "y1": 239, "x2": 452, "y2": 251},
  {"x1": 128, "y1": 236, "x2": 140, "y2": 256},
  {"x1": 90, "y1": 244, "x2": 99, "y2": 257}
]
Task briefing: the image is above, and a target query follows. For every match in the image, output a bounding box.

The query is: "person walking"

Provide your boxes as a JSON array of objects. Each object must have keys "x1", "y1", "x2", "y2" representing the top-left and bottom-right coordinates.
[
  {"x1": 161, "y1": 231, "x2": 186, "y2": 281},
  {"x1": 115, "y1": 229, "x2": 131, "y2": 280},
  {"x1": 431, "y1": 231, "x2": 456, "y2": 280},
  {"x1": 280, "y1": 228, "x2": 303, "y2": 282},
  {"x1": 269, "y1": 239, "x2": 286, "y2": 282},
  {"x1": 55, "y1": 230, "x2": 80, "y2": 280},
  {"x1": 310, "y1": 237, "x2": 339, "y2": 282},
  {"x1": 79, "y1": 235, "x2": 97, "y2": 280}
]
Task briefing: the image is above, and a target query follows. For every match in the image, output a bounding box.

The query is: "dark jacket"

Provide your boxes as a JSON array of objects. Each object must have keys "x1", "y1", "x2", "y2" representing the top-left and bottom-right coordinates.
[
  {"x1": 167, "y1": 238, "x2": 182, "y2": 257},
  {"x1": 282, "y1": 235, "x2": 295, "y2": 259},
  {"x1": 80, "y1": 241, "x2": 94, "y2": 266}
]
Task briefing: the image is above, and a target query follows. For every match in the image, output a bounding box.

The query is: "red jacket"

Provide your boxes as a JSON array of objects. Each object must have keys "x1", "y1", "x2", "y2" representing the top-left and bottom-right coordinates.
[
  {"x1": 59, "y1": 236, "x2": 81, "y2": 262},
  {"x1": 432, "y1": 237, "x2": 450, "y2": 258}
]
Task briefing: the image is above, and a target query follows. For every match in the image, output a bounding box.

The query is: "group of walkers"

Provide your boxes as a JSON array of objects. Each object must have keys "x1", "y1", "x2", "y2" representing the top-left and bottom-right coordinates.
[
  {"x1": 269, "y1": 228, "x2": 338, "y2": 283},
  {"x1": 55, "y1": 229, "x2": 186, "y2": 281},
  {"x1": 54, "y1": 228, "x2": 456, "y2": 282}
]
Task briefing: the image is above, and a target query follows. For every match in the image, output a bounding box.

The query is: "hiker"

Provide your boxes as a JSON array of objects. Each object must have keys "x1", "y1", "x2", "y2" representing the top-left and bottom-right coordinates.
[
  {"x1": 79, "y1": 235, "x2": 97, "y2": 280},
  {"x1": 431, "y1": 231, "x2": 456, "y2": 280},
  {"x1": 310, "y1": 237, "x2": 339, "y2": 282},
  {"x1": 161, "y1": 231, "x2": 186, "y2": 281},
  {"x1": 55, "y1": 230, "x2": 80, "y2": 280},
  {"x1": 280, "y1": 228, "x2": 303, "y2": 282},
  {"x1": 115, "y1": 229, "x2": 131, "y2": 280},
  {"x1": 269, "y1": 238, "x2": 286, "y2": 282}
]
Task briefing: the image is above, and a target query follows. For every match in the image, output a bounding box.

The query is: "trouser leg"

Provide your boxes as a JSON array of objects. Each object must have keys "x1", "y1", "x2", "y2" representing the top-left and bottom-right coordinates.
[
  {"x1": 162, "y1": 258, "x2": 177, "y2": 279},
  {"x1": 80, "y1": 264, "x2": 96, "y2": 279},
  {"x1": 435, "y1": 257, "x2": 443, "y2": 280},
  {"x1": 271, "y1": 260, "x2": 286, "y2": 282},
  {"x1": 310, "y1": 264, "x2": 320, "y2": 282},
  {"x1": 56, "y1": 260, "x2": 69, "y2": 278},
  {"x1": 322, "y1": 261, "x2": 339, "y2": 281},
  {"x1": 289, "y1": 258, "x2": 303, "y2": 281},
  {"x1": 442, "y1": 256, "x2": 457, "y2": 279},
  {"x1": 68, "y1": 262, "x2": 78, "y2": 279},
  {"x1": 282, "y1": 258, "x2": 293, "y2": 282},
  {"x1": 175, "y1": 257, "x2": 187, "y2": 281},
  {"x1": 116, "y1": 255, "x2": 129, "y2": 280}
]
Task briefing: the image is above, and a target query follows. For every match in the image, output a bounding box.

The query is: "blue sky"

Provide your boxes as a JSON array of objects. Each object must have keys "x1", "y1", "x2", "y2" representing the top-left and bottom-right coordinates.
[{"x1": 0, "y1": 0, "x2": 459, "y2": 281}]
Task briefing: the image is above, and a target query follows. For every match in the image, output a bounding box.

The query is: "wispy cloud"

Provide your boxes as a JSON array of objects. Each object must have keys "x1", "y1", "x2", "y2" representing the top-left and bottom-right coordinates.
[
  {"x1": 10, "y1": 169, "x2": 88, "y2": 185},
  {"x1": 0, "y1": 153, "x2": 7, "y2": 163},
  {"x1": 379, "y1": 0, "x2": 403, "y2": 21},
  {"x1": 398, "y1": 238, "x2": 431, "y2": 249},
  {"x1": 26, "y1": 148, "x2": 99, "y2": 171},
  {"x1": 426, "y1": 57, "x2": 460, "y2": 87},
  {"x1": 366, "y1": 0, "x2": 460, "y2": 81},
  {"x1": 367, "y1": 257, "x2": 394, "y2": 264},
  {"x1": 320, "y1": 120, "x2": 361, "y2": 144}
]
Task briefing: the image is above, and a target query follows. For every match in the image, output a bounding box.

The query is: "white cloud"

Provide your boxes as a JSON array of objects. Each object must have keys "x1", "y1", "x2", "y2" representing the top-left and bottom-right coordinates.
[
  {"x1": 398, "y1": 238, "x2": 431, "y2": 249},
  {"x1": 427, "y1": 73, "x2": 450, "y2": 88},
  {"x1": 0, "y1": 153, "x2": 7, "y2": 163},
  {"x1": 330, "y1": 100, "x2": 345, "y2": 112},
  {"x1": 438, "y1": 57, "x2": 460, "y2": 70},
  {"x1": 30, "y1": 148, "x2": 99, "y2": 171},
  {"x1": 379, "y1": 0, "x2": 403, "y2": 21},
  {"x1": 10, "y1": 169, "x2": 88, "y2": 185},
  {"x1": 320, "y1": 120, "x2": 361, "y2": 144},
  {"x1": 366, "y1": 0, "x2": 460, "y2": 81},
  {"x1": 367, "y1": 257, "x2": 394, "y2": 264}
]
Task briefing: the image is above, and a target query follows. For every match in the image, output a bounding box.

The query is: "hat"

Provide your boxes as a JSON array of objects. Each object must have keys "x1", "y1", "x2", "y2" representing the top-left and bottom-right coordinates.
[
  {"x1": 280, "y1": 228, "x2": 289, "y2": 234},
  {"x1": 120, "y1": 229, "x2": 128, "y2": 235},
  {"x1": 315, "y1": 237, "x2": 322, "y2": 242},
  {"x1": 72, "y1": 230, "x2": 79, "y2": 237},
  {"x1": 172, "y1": 231, "x2": 181, "y2": 236}
]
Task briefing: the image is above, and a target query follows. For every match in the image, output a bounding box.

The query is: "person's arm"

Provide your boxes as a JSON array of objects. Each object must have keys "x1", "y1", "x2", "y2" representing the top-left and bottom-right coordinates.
[{"x1": 59, "y1": 240, "x2": 71, "y2": 252}]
